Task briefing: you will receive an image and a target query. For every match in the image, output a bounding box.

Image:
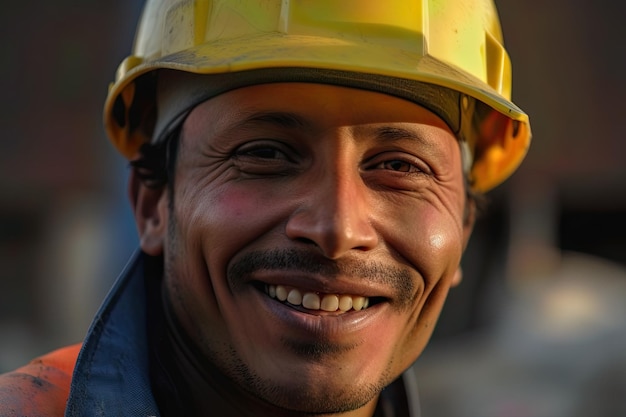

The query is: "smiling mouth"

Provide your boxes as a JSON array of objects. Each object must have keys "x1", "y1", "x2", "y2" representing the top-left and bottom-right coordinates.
[{"x1": 264, "y1": 284, "x2": 380, "y2": 313}]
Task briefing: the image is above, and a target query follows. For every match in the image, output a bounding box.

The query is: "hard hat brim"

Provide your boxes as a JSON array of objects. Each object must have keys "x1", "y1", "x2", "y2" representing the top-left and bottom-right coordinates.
[{"x1": 106, "y1": 32, "x2": 530, "y2": 191}]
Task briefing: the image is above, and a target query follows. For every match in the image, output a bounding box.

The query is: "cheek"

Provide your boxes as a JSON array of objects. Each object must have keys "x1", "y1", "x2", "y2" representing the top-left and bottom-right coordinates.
[
  {"x1": 214, "y1": 187, "x2": 255, "y2": 218},
  {"x1": 167, "y1": 185, "x2": 284, "y2": 337},
  {"x1": 183, "y1": 184, "x2": 287, "y2": 268},
  {"x1": 396, "y1": 206, "x2": 464, "y2": 275},
  {"x1": 386, "y1": 208, "x2": 464, "y2": 368},
  {"x1": 181, "y1": 185, "x2": 260, "y2": 237}
]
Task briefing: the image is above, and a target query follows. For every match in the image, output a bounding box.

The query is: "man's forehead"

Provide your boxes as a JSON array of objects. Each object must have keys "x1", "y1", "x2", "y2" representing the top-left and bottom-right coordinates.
[
  {"x1": 184, "y1": 84, "x2": 455, "y2": 149},
  {"x1": 191, "y1": 82, "x2": 450, "y2": 123},
  {"x1": 181, "y1": 85, "x2": 459, "y2": 168},
  {"x1": 154, "y1": 68, "x2": 463, "y2": 148}
]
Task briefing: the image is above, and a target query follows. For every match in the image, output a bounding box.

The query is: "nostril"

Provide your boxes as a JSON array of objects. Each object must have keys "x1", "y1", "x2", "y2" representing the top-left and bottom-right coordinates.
[{"x1": 293, "y1": 237, "x2": 317, "y2": 246}]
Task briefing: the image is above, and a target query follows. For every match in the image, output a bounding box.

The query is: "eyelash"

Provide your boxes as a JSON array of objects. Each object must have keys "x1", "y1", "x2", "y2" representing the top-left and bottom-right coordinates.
[
  {"x1": 366, "y1": 153, "x2": 430, "y2": 175},
  {"x1": 234, "y1": 141, "x2": 294, "y2": 160},
  {"x1": 372, "y1": 159, "x2": 422, "y2": 173},
  {"x1": 236, "y1": 146, "x2": 287, "y2": 160}
]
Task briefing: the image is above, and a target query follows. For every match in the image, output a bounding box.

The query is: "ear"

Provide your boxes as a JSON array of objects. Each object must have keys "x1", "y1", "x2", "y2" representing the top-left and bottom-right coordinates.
[
  {"x1": 128, "y1": 169, "x2": 169, "y2": 256},
  {"x1": 451, "y1": 198, "x2": 477, "y2": 288},
  {"x1": 462, "y1": 197, "x2": 476, "y2": 250},
  {"x1": 451, "y1": 267, "x2": 463, "y2": 288}
]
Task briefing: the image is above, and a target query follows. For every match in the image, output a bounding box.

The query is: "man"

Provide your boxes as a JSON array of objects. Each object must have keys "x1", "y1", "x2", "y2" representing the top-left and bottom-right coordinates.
[{"x1": 0, "y1": 0, "x2": 530, "y2": 415}]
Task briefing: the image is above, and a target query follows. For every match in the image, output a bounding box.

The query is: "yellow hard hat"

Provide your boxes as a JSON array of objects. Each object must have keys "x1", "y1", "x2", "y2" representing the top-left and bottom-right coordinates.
[{"x1": 105, "y1": 0, "x2": 531, "y2": 192}]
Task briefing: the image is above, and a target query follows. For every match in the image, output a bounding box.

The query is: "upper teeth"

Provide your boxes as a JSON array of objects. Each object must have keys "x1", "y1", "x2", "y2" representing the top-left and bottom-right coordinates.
[{"x1": 266, "y1": 284, "x2": 370, "y2": 312}]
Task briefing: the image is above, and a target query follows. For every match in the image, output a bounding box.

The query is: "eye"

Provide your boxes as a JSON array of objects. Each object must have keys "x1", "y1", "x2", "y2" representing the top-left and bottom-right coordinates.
[
  {"x1": 374, "y1": 159, "x2": 421, "y2": 173},
  {"x1": 231, "y1": 140, "x2": 300, "y2": 176},
  {"x1": 363, "y1": 151, "x2": 432, "y2": 190},
  {"x1": 367, "y1": 152, "x2": 429, "y2": 175},
  {"x1": 235, "y1": 143, "x2": 290, "y2": 161}
]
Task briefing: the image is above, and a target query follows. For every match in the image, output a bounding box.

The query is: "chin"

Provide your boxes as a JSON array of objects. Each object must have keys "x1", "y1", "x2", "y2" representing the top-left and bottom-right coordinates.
[{"x1": 257, "y1": 378, "x2": 383, "y2": 414}]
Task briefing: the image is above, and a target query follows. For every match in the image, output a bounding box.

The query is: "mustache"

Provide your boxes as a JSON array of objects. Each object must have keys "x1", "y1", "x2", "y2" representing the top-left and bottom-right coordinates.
[{"x1": 228, "y1": 248, "x2": 417, "y2": 306}]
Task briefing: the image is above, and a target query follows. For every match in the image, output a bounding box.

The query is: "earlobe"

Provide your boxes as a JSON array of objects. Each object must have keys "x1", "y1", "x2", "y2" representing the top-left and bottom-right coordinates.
[
  {"x1": 129, "y1": 170, "x2": 169, "y2": 256},
  {"x1": 453, "y1": 198, "x2": 477, "y2": 288},
  {"x1": 451, "y1": 267, "x2": 463, "y2": 287},
  {"x1": 462, "y1": 197, "x2": 477, "y2": 250}
]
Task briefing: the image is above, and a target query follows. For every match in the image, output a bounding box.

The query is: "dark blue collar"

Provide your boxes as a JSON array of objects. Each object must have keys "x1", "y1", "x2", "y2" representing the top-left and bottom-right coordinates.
[{"x1": 65, "y1": 251, "x2": 160, "y2": 416}]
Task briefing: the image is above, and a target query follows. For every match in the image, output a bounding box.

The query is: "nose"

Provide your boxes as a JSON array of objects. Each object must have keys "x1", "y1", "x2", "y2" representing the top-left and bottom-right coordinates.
[{"x1": 285, "y1": 166, "x2": 379, "y2": 259}]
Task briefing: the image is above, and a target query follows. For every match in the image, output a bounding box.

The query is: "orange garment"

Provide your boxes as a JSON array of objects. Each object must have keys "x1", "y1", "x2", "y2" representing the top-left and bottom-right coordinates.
[{"x1": 0, "y1": 343, "x2": 81, "y2": 416}]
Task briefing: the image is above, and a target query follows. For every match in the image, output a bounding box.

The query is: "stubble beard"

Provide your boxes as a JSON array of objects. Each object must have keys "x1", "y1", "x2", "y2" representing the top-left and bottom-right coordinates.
[
  {"x1": 162, "y1": 201, "x2": 408, "y2": 414},
  {"x1": 217, "y1": 342, "x2": 391, "y2": 414}
]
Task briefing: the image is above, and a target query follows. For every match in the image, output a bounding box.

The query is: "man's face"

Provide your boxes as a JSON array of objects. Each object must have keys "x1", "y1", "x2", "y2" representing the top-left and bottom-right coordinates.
[{"x1": 146, "y1": 83, "x2": 471, "y2": 414}]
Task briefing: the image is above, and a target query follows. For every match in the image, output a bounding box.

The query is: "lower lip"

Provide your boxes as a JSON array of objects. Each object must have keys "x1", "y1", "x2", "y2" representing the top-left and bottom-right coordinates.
[{"x1": 252, "y1": 288, "x2": 388, "y2": 339}]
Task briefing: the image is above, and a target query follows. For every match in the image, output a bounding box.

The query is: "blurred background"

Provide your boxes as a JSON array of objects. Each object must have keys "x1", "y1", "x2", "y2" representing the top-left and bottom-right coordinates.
[{"x1": 0, "y1": 1, "x2": 624, "y2": 416}]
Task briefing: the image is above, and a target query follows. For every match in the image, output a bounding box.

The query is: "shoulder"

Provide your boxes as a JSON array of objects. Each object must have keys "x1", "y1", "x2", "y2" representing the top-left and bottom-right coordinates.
[{"x1": 0, "y1": 343, "x2": 81, "y2": 417}]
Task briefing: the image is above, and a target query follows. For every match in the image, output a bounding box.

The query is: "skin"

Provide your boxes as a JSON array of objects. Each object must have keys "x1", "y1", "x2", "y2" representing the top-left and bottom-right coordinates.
[{"x1": 132, "y1": 82, "x2": 474, "y2": 416}]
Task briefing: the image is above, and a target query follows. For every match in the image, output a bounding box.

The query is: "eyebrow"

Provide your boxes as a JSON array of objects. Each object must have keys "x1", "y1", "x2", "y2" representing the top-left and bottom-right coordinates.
[
  {"x1": 230, "y1": 110, "x2": 311, "y2": 131},
  {"x1": 374, "y1": 126, "x2": 424, "y2": 141},
  {"x1": 363, "y1": 125, "x2": 445, "y2": 155},
  {"x1": 224, "y1": 112, "x2": 449, "y2": 157},
  {"x1": 367, "y1": 125, "x2": 444, "y2": 149}
]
